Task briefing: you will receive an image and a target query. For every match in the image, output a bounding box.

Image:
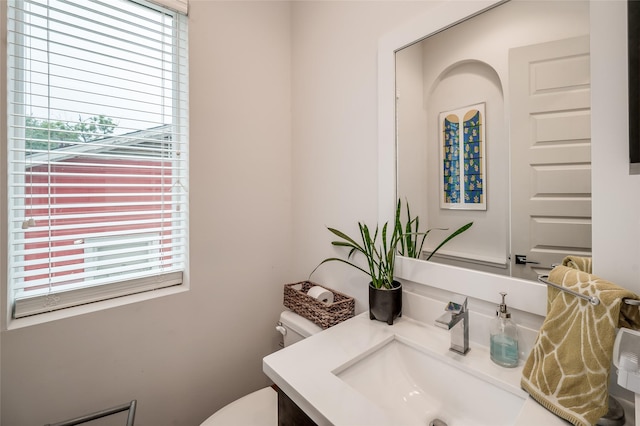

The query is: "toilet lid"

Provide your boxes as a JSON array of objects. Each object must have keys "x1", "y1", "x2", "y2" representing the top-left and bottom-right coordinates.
[{"x1": 200, "y1": 387, "x2": 277, "y2": 426}]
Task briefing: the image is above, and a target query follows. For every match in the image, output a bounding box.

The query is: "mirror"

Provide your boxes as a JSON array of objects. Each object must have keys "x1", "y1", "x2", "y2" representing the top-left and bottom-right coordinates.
[{"x1": 395, "y1": 0, "x2": 591, "y2": 281}]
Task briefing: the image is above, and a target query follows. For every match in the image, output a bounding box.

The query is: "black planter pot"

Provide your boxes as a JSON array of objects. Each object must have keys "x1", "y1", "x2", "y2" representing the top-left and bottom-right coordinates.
[{"x1": 369, "y1": 280, "x2": 402, "y2": 325}]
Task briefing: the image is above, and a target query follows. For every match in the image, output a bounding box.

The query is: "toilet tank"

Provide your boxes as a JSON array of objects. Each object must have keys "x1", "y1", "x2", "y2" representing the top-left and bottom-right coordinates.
[{"x1": 278, "y1": 310, "x2": 323, "y2": 347}]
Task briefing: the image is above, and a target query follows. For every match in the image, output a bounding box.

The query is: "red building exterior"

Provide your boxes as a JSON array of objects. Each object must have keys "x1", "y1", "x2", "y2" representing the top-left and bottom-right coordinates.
[{"x1": 22, "y1": 133, "x2": 175, "y2": 290}]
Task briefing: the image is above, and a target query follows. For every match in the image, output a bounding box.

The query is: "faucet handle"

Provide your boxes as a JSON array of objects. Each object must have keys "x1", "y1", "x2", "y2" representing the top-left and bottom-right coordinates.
[{"x1": 444, "y1": 295, "x2": 467, "y2": 314}]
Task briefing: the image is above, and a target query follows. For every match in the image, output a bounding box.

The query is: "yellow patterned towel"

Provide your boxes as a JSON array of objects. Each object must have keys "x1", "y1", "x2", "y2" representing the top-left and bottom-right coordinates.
[
  {"x1": 562, "y1": 255, "x2": 592, "y2": 273},
  {"x1": 521, "y1": 265, "x2": 640, "y2": 426}
]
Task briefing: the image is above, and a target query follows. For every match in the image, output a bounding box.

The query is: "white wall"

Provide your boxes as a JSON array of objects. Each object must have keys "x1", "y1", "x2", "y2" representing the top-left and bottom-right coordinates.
[
  {"x1": 290, "y1": 1, "x2": 440, "y2": 313},
  {"x1": 1, "y1": 1, "x2": 292, "y2": 425},
  {"x1": 591, "y1": 0, "x2": 640, "y2": 291}
]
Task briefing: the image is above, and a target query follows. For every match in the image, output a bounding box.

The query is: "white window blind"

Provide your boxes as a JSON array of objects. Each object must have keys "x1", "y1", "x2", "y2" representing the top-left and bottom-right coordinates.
[{"x1": 7, "y1": 0, "x2": 189, "y2": 318}]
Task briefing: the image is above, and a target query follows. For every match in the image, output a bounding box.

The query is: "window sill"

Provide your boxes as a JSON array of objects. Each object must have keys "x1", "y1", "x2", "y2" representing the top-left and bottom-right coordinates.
[{"x1": 5, "y1": 284, "x2": 189, "y2": 331}]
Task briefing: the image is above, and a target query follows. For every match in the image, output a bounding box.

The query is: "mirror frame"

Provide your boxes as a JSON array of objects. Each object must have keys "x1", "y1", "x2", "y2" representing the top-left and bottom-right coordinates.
[
  {"x1": 377, "y1": 0, "x2": 547, "y2": 316},
  {"x1": 629, "y1": 0, "x2": 640, "y2": 174}
]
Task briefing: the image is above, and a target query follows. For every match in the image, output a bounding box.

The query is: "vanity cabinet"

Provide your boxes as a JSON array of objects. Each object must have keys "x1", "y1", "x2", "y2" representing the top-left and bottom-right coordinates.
[{"x1": 277, "y1": 389, "x2": 317, "y2": 426}]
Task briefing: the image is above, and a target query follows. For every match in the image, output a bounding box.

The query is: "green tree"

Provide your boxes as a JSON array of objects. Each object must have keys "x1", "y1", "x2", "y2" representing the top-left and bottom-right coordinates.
[
  {"x1": 25, "y1": 115, "x2": 118, "y2": 151},
  {"x1": 75, "y1": 114, "x2": 117, "y2": 143}
]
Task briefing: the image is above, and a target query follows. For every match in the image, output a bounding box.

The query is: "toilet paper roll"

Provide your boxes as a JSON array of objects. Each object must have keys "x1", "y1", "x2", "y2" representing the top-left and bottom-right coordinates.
[{"x1": 307, "y1": 285, "x2": 334, "y2": 304}]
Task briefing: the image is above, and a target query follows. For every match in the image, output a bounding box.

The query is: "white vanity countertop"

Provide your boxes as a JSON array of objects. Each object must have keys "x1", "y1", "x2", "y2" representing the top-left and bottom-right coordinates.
[{"x1": 263, "y1": 313, "x2": 569, "y2": 426}]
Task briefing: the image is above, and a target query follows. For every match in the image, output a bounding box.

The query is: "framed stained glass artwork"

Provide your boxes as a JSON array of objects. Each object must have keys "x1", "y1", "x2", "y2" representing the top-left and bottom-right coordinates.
[{"x1": 439, "y1": 103, "x2": 486, "y2": 210}]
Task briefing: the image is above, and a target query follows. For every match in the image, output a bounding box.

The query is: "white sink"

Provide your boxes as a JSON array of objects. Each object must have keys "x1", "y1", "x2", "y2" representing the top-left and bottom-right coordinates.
[
  {"x1": 263, "y1": 314, "x2": 568, "y2": 426},
  {"x1": 334, "y1": 338, "x2": 526, "y2": 426}
]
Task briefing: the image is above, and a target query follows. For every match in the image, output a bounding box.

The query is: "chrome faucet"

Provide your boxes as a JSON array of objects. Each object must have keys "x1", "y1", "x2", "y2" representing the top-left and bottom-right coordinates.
[{"x1": 435, "y1": 295, "x2": 470, "y2": 355}]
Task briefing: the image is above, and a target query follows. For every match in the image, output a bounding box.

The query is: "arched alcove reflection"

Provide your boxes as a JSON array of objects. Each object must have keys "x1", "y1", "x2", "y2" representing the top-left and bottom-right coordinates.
[{"x1": 397, "y1": 56, "x2": 510, "y2": 274}]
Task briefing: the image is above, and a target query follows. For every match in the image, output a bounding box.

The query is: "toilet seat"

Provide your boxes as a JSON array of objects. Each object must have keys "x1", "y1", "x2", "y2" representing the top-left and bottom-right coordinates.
[
  {"x1": 200, "y1": 387, "x2": 277, "y2": 426},
  {"x1": 201, "y1": 312, "x2": 320, "y2": 425}
]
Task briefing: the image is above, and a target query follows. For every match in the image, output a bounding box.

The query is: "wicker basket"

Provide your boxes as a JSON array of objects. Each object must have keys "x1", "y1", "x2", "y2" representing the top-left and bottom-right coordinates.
[{"x1": 283, "y1": 281, "x2": 355, "y2": 329}]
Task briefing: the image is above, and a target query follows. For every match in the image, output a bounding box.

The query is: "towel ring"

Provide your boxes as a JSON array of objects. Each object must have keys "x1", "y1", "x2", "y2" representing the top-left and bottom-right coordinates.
[{"x1": 538, "y1": 275, "x2": 640, "y2": 306}]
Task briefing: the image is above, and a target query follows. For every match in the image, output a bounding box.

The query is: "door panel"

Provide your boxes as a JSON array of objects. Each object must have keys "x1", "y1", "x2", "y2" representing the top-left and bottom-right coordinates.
[{"x1": 510, "y1": 35, "x2": 591, "y2": 280}]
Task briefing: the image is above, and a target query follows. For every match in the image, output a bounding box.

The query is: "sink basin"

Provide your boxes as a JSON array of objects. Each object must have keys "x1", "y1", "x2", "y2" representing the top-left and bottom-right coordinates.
[{"x1": 334, "y1": 338, "x2": 525, "y2": 426}]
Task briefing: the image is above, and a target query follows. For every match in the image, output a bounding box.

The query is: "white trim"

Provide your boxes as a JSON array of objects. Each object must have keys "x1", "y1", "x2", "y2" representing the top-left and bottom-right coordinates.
[
  {"x1": 148, "y1": 0, "x2": 188, "y2": 15},
  {"x1": 423, "y1": 249, "x2": 508, "y2": 270},
  {"x1": 395, "y1": 256, "x2": 546, "y2": 316}
]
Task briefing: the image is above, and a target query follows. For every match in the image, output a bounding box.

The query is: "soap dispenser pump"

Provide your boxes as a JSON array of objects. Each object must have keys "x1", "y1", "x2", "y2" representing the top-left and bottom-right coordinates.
[{"x1": 490, "y1": 292, "x2": 519, "y2": 368}]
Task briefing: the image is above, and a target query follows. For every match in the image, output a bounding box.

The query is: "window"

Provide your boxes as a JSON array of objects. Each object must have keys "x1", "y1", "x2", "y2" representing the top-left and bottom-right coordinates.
[{"x1": 7, "y1": 0, "x2": 189, "y2": 318}]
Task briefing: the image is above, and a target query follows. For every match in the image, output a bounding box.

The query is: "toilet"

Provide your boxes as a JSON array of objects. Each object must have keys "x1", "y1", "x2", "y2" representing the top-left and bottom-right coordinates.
[{"x1": 201, "y1": 310, "x2": 322, "y2": 425}]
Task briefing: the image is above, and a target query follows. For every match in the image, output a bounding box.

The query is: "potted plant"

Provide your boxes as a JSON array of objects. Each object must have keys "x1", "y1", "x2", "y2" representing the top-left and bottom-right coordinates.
[
  {"x1": 311, "y1": 199, "x2": 473, "y2": 325},
  {"x1": 396, "y1": 199, "x2": 473, "y2": 261}
]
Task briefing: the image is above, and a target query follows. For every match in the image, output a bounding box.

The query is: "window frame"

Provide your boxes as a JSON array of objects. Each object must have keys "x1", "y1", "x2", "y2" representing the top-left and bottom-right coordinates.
[{"x1": 3, "y1": 0, "x2": 190, "y2": 326}]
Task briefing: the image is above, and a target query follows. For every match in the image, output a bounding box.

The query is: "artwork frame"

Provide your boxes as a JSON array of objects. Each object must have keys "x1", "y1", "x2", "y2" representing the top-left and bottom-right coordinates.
[
  {"x1": 629, "y1": 0, "x2": 640, "y2": 174},
  {"x1": 438, "y1": 103, "x2": 487, "y2": 210}
]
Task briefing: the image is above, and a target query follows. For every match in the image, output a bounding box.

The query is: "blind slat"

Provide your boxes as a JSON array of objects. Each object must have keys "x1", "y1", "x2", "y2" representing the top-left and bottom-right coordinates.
[
  {"x1": 13, "y1": 237, "x2": 183, "y2": 257},
  {"x1": 12, "y1": 215, "x2": 186, "y2": 226},
  {"x1": 15, "y1": 233, "x2": 188, "y2": 258},
  {"x1": 15, "y1": 242, "x2": 185, "y2": 267},
  {"x1": 9, "y1": 192, "x2": 187, "y2": 200},
  {"x1": 14, "y1": 254, "x2": 186, "y2": 283},
  {"x1": 14, "y1": 254, "x2": 185, "y2": 282},
  {"x1": 14, "y1": 223, "x2": 187, "y2": 244},
  {"x1": 9, "y1": 201, "x2": 182, "y2": 210}
]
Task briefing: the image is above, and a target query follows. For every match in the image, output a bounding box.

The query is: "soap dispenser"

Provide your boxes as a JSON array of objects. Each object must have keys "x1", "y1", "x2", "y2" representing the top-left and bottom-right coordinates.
[{"x1": 490, "y1": 292, "x2": 519, "y2": 368}]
